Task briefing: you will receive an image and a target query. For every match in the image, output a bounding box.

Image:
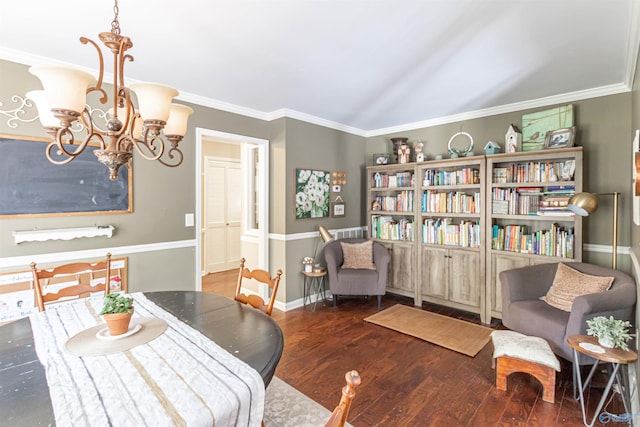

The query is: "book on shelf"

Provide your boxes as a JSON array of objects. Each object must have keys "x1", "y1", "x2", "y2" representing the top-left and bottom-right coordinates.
[
  {"x1": 492, "y1": 161, "x2": 576, "y2": 184},
  {"x1": 421, "y1": 190, "x2": 480, "y2": 214},
  {"x1": 491, "y1": 223, "x2": 574, "y2": 257},
  {"x1": 375, "y1": 190, "x2": 414, "y2": 212},
  {"x1": 422, "y1": 218, "x2": 481, "y2": 248},
  {"x1": 371, "y1": 215, "x2": 414, "y2": 241},
  {"x1": 423, "y1": 168, "x2": 480, "y2": 186},
  {"x1": 536, "y1": 209, "x2": 575, "y2": 217},
  {"x1": 372, "y1": 171, "x2": 414, "y2": 188}
]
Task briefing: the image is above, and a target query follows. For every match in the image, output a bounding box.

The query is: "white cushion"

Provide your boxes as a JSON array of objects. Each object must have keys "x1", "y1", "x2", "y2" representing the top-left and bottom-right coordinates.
[{"x1": 491, "y1": 330, "x2": 560, "y2": 371}]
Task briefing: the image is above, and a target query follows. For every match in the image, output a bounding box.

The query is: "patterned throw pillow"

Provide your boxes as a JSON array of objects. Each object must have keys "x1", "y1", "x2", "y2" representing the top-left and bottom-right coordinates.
[
  {"x1": 541, "y1": 263, "x2": 614, "y2": 312},
  {"x1": 340, "y1": 241, "x2": 376, "y2": 270}
]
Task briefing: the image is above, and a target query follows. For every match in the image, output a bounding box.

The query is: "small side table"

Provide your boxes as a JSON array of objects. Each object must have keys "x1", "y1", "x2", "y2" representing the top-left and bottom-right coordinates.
[
  {"x1": 301, "y1": 270, "x2": 327, "y2": 311},
  {"x1": 567, "y1": 335, "x2": 638, "y2": 427}
]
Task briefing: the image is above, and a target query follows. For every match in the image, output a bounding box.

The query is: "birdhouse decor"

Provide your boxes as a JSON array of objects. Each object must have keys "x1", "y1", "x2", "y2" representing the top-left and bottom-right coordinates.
[
  {"x1": 414, "y1": 140, "x2": 425, "y2": 162},
  {"x1": 484, "y1": 141, "x2": 502, "y2": 155},
  {"x1": 505, "y1": 124, "x2": 522, "y2": 153}
]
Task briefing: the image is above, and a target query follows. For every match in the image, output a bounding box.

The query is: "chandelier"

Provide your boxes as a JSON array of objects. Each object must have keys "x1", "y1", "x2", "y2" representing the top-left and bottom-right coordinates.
[{"x1": 27, "y1": 0, "x2": 193, "y2": 181}]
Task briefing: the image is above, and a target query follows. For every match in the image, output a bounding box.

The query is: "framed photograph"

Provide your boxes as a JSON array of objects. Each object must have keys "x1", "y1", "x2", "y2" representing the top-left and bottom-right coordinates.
[
  {"x1": 295, "y1": 168, "x2": 330, "y2": 219},
  {"x1": 522, "y1": 104, "x2": 573, "y2": 151},
  {"x1": 544, "y1": 127, "x2": 575, "y2": 149},
  {"x1": 331, "y1": 201, "x2": 346, "y2": 217},
  {"x1": 373, "y1": 153, "x2": 390, "y2": 165}
]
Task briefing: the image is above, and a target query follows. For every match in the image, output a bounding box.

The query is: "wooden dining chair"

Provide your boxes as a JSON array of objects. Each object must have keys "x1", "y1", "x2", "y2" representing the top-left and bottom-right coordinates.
[
  {"x1": 31, "y1": 253, "x2": 113, "y2": 312},
  {"x1": 324, "y1": 370, "x2": 361, "y2": 427},
  {"x1": 235, "y1": 258, "x2": 283, "y2": 316}
]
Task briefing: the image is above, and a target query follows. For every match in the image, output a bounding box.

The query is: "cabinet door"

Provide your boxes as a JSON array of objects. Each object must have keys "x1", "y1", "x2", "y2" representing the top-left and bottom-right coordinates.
[
  {"x1": 420, "y1": 246, "x2": 448, "y2": 299},
  {"x1": 491, "y1": 254, "x2": 531, "y2": 312},
  {"x1": 449, "y1": 250, "x2": 481, "y2": 308},
  {"x1": 388, "y1": 242, "x2": 414, "y2": 293}
]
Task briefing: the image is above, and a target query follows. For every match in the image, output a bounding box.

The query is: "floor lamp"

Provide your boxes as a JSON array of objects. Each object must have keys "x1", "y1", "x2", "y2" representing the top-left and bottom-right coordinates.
[
  {"x1": 567, "y1": 192, "x2": 620, "y2": 269},
  {"x1": 313, "y1": 226, "x2": 335, "y2": 265}
]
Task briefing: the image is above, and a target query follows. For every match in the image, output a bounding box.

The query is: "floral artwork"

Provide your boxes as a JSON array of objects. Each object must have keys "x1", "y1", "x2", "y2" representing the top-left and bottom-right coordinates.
[{"x1": 295, "y1": 169, "x2": 330, "y2": 219}]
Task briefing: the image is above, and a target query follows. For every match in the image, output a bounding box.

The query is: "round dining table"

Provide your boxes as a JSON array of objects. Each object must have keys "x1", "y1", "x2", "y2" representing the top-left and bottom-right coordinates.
[{"x1": 0, "y1": 291, "x2": 284, "y2": 426}]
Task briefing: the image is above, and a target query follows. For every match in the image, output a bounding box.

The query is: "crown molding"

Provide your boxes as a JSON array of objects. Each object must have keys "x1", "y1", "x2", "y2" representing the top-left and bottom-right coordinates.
[
  {"x1": 176, "y1": 91, "x2": 271, "y2": 122},
  {"x1": 266, "y1": 108, "x2": 367, "y2": 137},
  {"x1": 365, "y1": 83, "x2": 631, "y2": 137},
  {"x1": 1, "y1": 47, "x2": 633, "y2": 138}
]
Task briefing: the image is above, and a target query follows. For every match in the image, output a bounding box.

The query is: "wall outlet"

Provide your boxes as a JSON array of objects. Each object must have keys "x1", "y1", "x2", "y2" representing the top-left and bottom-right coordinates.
[{"x1": 185, "y1": 213, "x2": 194, "y2": 227}]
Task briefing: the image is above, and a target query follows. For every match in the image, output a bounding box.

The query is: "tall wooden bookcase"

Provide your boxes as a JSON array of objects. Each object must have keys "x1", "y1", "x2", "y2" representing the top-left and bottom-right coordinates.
[
  {"x1": 367, "y1": 163, "x2": 416, "y2": 299},
  {"x1": 485, "y1": 147, "x2": 583, "y2": 321},
  {"x1": 366, "y1": 147, "x2": 583, "y2": 324},
  {"x1": 415, "y1": 157, "x2": 486, "y2": 319}
]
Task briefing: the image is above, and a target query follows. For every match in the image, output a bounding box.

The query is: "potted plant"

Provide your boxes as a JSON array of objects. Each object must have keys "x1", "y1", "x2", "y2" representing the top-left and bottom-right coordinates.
[
  {"x1": 586, "y1": 316, "x2": 633, "y2": 350},
  {"x1": 100, "y1": 293, "x2": 134, "y2": 336}
]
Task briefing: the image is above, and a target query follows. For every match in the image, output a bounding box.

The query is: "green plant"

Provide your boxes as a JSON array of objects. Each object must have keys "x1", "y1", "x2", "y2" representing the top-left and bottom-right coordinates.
[
  {"x1": 99, "y1": 293, "x2": 134, "y2": 315},
  {"x1": 586, "y1": 316, "x2": 632, "y2": 351}
]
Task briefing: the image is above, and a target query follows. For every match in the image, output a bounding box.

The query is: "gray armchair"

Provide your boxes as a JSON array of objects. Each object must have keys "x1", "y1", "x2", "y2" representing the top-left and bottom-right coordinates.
[
  {"x1": 324, "y1": 238, "x2": 390, "y2": 308},
  {"x1": 501, "y1": 262, "x2": 636, "y2": 365}
]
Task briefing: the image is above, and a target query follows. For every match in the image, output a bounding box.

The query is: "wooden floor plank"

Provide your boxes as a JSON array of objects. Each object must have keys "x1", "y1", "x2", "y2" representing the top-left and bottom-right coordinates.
[{"x1": 203, "y1": 273, "x2": 628, "y2": 426}]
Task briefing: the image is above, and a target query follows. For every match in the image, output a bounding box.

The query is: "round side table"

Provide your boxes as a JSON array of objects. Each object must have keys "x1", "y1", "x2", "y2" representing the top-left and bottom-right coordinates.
[
  {"x1": 567, "y1": 334, "x2": 637, "y2": 427},
  {"x1": 301, "y1": 270, "x2": 327, "y2": 311}
]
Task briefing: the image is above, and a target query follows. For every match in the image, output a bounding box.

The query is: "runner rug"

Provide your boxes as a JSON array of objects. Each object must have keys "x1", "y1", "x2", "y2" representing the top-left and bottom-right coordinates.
[
  {"x1": 264, "y1": 377, "x2": 353, "y2": 427},
  {"x1": 364, "y1": 304, "x2": 492, "y2": 357}
]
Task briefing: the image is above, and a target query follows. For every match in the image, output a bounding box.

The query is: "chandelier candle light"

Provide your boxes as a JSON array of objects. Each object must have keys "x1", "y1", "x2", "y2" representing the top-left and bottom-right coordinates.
[{"x1": 27, "y1": 0, "x2": 193, "y2": 181}]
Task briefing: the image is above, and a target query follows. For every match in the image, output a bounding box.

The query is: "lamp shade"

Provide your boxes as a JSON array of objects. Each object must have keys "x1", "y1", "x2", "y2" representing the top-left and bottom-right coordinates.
[
  {"x1": 318, "y1": 226, "x2": 334, "y2": 243},
  {"x1": 164, "y1": 104, "x2": 194, "y2": 136},
  {"x1": 129, "y1": 82, "x2": 178, "y2": 123},
  {"x1": 26, "y1": 90, "x2": 60, "y2": 128},
  {"x1": 29, "y1": 65, "x2": 96, "y2": 114},
  {"x1": 567, "y1": 192, "x2": 599, "y2": 216}
]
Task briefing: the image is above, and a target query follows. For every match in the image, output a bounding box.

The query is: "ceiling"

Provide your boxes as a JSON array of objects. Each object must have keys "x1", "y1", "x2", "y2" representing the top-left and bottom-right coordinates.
[{"x1": 1, "y1": 1, "x2": 638, "y2": 136}]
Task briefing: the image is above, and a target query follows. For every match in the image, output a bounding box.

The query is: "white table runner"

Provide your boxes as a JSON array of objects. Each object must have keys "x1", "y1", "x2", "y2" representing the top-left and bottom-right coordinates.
[{"x1": 29, "y1": 292, "x2": 265, "y2": 427}]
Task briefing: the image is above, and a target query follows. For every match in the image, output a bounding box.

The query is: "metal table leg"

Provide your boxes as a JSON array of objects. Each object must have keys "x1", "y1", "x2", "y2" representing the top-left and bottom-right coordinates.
[{"x1": 573, "y1": 348, "x2": 622, "y2": 427}]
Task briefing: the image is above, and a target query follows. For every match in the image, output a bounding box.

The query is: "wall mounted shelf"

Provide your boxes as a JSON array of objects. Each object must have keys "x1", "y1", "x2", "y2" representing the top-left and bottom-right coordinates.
[{"x1": 13, "y1": 225, "x2": 115, "y2": 244}]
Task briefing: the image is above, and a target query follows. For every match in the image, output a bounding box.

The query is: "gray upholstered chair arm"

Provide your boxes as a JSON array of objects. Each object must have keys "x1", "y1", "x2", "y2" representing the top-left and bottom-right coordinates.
[
  {"x1": 324, "y1": 241, "x2": 342, "y2": 287},
  {"x1": 372, "y1": 243, "x2": 390, "y2": 270},
  {"x1": 372, "y1": 242, "x2": 390, "y2": 288},
  {"x1": 565, "y1": 283, "x2": 637, "y2": 338},
  {"x1": 571, "y1": 284, "x2": 636, "y2": 317}
]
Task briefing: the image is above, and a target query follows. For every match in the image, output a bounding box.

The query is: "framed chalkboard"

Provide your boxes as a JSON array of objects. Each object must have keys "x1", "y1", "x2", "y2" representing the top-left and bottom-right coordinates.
[{"x1": 0, "y1": 134, "x2": 132, "y2": 217}]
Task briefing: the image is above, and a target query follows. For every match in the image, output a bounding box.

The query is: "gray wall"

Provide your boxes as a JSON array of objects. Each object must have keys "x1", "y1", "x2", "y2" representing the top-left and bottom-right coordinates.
[
  {"x1": 1, "y1": 55, "x2": 637, "y2": 298},
  {"x1": 280, "y1": 118, "x2": 365, "y2": 302},
  {"x1": 0, "y1": 59, "x2": 270, "y2": 293},
  {"x1": 366, "y1": 94, "x2": 634, "y2": 273}
]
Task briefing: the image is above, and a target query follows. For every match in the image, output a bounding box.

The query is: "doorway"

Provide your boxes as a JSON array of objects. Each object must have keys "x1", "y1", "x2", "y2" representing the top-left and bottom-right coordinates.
[
  {"x1": 195, "y1": 128, "x2": 269, "y2": 292},
  {"x1": 204, "y1": 157, "x2": 241, "y2": 273}
]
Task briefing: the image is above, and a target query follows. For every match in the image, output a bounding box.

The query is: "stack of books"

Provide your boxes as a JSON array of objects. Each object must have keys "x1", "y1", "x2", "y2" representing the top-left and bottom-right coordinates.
[{"x1": 537, "y1": 185, "x2": 575, "y2": 217}]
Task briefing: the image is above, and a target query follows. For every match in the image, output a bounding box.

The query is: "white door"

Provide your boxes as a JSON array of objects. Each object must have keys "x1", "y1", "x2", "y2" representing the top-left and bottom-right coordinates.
[{"x1": 205, "y1": 159, "x2": 242, "y2": 273}]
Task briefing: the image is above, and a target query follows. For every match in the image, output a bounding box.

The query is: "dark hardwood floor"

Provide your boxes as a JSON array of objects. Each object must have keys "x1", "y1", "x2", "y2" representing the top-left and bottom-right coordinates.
[{"x1": 203, "y1": 271, "x2": 627, "y2": 426}]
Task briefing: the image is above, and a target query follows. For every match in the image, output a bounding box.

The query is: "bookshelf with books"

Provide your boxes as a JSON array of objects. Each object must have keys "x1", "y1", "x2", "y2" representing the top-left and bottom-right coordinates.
[
  {"x1": 416, "y1": 157, "x2": 487, "y2": 320},
  {"x1": 485, "y1": 147, "x2": 583, "y2": 321},
  {"x1": 367, "y1": 164, "x2": 417, "y2": 297}
]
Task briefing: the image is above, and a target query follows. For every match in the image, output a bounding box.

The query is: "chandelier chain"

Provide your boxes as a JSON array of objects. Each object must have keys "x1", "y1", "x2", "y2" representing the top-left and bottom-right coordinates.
[{"x1": 111, "y1": 0, "x2": 121, "y2": 35}]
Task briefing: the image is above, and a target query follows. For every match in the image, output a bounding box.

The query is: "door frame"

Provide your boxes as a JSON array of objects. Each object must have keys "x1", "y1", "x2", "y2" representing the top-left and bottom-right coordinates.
[{"x1": 195, "y1": 128, "x2": 269, "y2": 292}]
